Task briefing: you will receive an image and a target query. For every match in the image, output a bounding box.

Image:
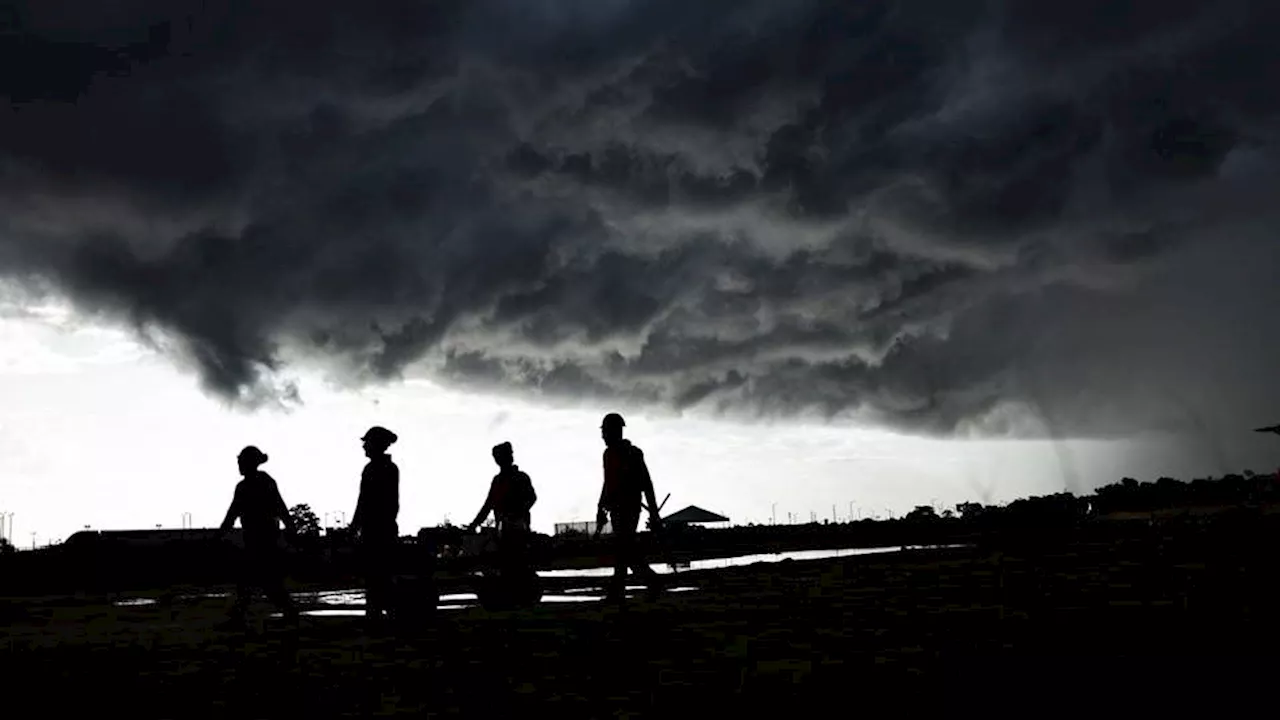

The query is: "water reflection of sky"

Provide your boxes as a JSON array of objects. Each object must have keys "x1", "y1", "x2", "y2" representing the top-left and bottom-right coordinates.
[
  {"x1": 536, "y1": 544, "x2": 934, "y2": 578},
  {"x1": 280, "y1": 586, "x2": 704, "y2": 615},
  {"x1": 113, "y1": 545, "x2": 959, "y2": 610}
]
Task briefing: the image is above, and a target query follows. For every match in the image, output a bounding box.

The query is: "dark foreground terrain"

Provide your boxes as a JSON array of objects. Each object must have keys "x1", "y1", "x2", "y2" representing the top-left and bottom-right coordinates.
[{"x1": 4, "y1": 520, "x2": 1280, "y2": 717}]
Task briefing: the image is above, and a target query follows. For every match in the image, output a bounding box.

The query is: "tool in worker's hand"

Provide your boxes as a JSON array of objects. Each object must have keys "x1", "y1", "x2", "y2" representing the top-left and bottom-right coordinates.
[
  {"x1": 641, "y1": 492, "x2": 671, "y2": 515},
  {"x1": 641, "y1": 493, "x2": 681, "y2": 574}
]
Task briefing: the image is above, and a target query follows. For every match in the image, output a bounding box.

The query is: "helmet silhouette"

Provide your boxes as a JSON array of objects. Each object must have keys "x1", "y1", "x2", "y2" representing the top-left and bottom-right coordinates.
[
  {"x1": 238, "y1": 446, "x2": 269, "y2": 466},
  {"x1": 601, "y1": 413, "x2": 626, "y2": 429},
  {"x1": 361, "y1": 426, "x2": 398, "y2": 446}
]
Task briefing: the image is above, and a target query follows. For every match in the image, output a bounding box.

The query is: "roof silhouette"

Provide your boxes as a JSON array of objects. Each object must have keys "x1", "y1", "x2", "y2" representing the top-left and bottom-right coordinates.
[
  {"x1": 66, "y1": 528, "x2": 237, "y2": 545},
  {"x1": 662, "y1": 505, "x2": 729, "y2": 525}
]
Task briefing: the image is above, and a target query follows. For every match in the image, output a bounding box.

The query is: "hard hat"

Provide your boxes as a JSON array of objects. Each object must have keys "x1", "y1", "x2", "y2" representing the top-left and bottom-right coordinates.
[
  {"x1": 601, "y1": 413, "x2": 626, "y2": 429},
  {"x1": 238, "y1": 445, "x2": 269, "y2": 465},
  {"x1": 361, "y1": 426, "x2": 398, "y2": 446}
]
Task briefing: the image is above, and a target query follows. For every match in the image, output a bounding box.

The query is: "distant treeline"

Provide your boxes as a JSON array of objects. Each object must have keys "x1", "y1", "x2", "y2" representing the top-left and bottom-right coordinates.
[
  {"x1": 2, "y1": 471, "x2": 1276, "y2": 598},
  {"x1": 1089, "y1": 471, "x2": 1280, "y2": 514},
  {"x1": 555, "y1": 470, "x2": 1280, "y2": 554},
  {"x1": 913, "y1": 469, "x2": 1280, "y2": 526}
]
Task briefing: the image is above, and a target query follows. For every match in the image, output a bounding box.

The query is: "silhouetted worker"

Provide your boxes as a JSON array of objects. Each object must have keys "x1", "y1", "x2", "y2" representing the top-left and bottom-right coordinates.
[
  {"x1": 350, "y1": 425, "x2": 400, "y2": 624},
  {"x1": 219, "y1": 446, "x2": 298, "y2": 627},
  {"x1": 593, "y1": 413, "x2": 663, "y2": 601},
  {"x1": 466, "y1": 441, "x2": 537, "y2": 569}
]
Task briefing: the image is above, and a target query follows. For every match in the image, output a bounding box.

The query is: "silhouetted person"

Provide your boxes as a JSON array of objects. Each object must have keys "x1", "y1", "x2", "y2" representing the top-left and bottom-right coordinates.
[
  {"x1": 350, "y1": 425, "x2": 400, "y2": 624},
  {"x1": 593, "y1": 413, "x2": 663, "y2": 601},
  {"x1": 219, "y1": 446, "x2": 298, "y2": 628},
  {"x1": 467, "y1": 441, "x2": 537, "y2": 570}
]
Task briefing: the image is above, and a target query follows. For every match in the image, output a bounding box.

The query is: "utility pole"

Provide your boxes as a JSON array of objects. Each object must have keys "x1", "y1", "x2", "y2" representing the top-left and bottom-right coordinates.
[
  {"x1": 771, "y1": 502, "x2": 777, "y2": 525},
  {"x1": 848, "y1": 501, "x2": 854, "y2": 522},
  {"x1": 832, "y1": 504, "x2": 837, "y2": 523}
]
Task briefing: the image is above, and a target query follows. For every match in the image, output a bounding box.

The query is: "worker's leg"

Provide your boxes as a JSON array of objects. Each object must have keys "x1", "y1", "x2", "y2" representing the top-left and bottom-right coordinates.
[
  {"x1": 499, "y1": 519, "x2": 531, "y2": 573},
  {"x1": 227, "y1": 579, "x2": 254, "y2": 625},
  {"x1": 499, "y1": 522, "x2": 540, "y2": 605},
  {"x1": 225, "y1": 546, "x2": 260, "y2": 625},
  {"x1": 608, "y1": 510, "x2": 641, "y2": 600},
  {"x1": 630, "y1": 557, "x2": 660, "y2": 583},
  {"x1": 260, "y1": 546, "x2": 298, "y2": 621},
  {"x1": 628, "y1": 522, "x2": 662, "y2": 596},
  {"x1": 363, "y1": 532, "x2": 396, "y2": 620},
  {"x1": 364, "y1": 553, "x2": 385, "y2": 619}
]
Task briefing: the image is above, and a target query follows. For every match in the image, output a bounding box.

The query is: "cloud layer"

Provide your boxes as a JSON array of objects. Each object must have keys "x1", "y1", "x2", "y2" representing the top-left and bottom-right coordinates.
[{"x1": 2, "y1": 0, "x2": 1279, "y2": 439}]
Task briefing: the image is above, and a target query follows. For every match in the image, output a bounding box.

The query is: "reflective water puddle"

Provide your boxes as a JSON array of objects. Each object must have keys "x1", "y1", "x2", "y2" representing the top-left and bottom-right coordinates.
[
  {"x1": 112, "y1": 545, "x2": 963, "y2": 609},
  {"x1": 536, "y1": 544, "x2": 963, "y2": 578},
  {"x1": 112, "y1": 597, "x2": 158, "y2": 607}
]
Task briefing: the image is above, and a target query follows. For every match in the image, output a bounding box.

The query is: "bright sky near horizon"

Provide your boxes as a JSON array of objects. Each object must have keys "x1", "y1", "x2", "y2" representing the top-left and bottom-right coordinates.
[{"x1": 5, "y1": 299, "x2": 1277, "y2": 548}]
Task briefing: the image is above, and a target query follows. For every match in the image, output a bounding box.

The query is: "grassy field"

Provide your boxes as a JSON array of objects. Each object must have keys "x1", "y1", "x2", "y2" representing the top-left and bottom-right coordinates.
[{"x1": 4, "y1": 527, "x2": 1279, "y2": 717}]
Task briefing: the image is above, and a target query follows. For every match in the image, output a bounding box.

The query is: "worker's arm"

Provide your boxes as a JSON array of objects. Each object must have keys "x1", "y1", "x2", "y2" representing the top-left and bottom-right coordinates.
[
  {"x1": 595, "y1": 452, "x2": 609, "y2": 530},
  {"x1": 468, "y1": 480, "x2": 496, "y2": 532},
  {"x1": 594, "y1": 493, "x2": 608, "y2": 537},
  {"x1": 384, "y1": 461, "x2": 400, "y2": 522},
  {"x1": 523, "y1": 472, "x2": 537, "y2": 511},
  {"x1": 219, "y1": 485, "x2": 242, "y2": 532},
  {"x1": 595, "y1": 485, "x2": 608, "y2": 528},
  {"x1": 268, "y1": 475, "x2": 296, "y2": 535},
  {"x1": 636, "y1": 449, "x2": 658, "y2": 517},
  {"x1": 350, "y1": 470, "x2": 368, "y2": 533}
]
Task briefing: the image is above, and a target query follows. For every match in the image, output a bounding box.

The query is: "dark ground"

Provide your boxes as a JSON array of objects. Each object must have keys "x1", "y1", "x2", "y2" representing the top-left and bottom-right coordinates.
[{"x1": 3, "y1": 524, "x2": 1279, "y2": 717}]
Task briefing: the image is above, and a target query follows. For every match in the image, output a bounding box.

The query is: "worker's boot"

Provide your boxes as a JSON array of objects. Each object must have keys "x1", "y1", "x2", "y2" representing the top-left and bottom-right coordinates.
[
  {"x1": 644, "y1": 574, "x2": 665, "y2": 601},
  {"x1": 604, "y1": 574, "x2": 628, "y2": 604},
  {"x1": 217, "y1": 608, "x2": 250, "y2": 633}
]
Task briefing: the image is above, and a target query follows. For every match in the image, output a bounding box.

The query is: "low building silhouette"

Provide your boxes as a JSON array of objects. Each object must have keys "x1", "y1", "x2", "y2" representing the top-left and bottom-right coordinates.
[
  {"x1": 65, "y1": 528, "x2": 243, "y2": 547},
  {"x1": 554, "y1": 520, "x2": 608, "y2": 536},
  {"x1": 661, "y1": 505, "x2": 730, "y2": 528}
]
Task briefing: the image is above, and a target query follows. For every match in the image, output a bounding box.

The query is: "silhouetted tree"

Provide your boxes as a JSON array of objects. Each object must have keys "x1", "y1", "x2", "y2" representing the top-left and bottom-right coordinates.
[
  {"x1": 0, "y1": 536, "x2": 13, "y2": 554},
  {"x1": 289, "y1": 504, "x2": 322, "y2": 538},
  {"x1": 906, "y1": 505, "x2": 937, "y2": 522}
]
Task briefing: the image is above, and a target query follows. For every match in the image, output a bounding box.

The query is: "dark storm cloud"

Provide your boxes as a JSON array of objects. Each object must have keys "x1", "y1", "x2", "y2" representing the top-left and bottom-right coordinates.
[{"x1": 1, "y1": 0, "x2": 1279, "y2": 440}]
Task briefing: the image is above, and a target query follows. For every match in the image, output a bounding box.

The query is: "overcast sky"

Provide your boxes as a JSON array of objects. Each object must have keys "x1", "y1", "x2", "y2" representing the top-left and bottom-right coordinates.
[{"x1": 2, "y1": 1, "x2": 1279, "y2": 544}]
